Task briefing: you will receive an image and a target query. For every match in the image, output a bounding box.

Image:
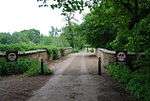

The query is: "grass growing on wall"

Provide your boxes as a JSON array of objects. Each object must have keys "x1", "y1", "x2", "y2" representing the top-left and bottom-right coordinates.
[
  {"x1": 0, "y1": 58, "x2": 53, "y2": 76},
  {"x1": 106, "y1": 63, "x2": 150, "y2": 101}
]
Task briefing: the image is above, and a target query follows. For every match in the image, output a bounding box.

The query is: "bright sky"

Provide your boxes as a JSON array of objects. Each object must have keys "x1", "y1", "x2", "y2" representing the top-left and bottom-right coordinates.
[{"x1": 0, "y1": 0, "x2": 85, "y2": 35}]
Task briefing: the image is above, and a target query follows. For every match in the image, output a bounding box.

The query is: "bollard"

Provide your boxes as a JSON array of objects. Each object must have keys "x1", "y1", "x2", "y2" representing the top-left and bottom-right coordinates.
[
  {"x1": 41, "y1": 59, "x2": 44, "y2": 75},
  {"x1": 98, "y1": 57, "x2": 101, "y2": 75}
]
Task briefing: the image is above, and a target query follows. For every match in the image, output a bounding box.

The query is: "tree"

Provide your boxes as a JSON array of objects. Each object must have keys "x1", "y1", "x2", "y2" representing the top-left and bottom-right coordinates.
[
  {"x1": 77, "y1": 1, "x2": 122, "y2": 48},
  {"x1": 113, "y1": 0, "x2": 150, "y2": 29},
  {"x1": 37, "y1": 0, "x2": 101, "y2": 12},
  {"x1": 38, "y1": 0, "x2": 150, "y2": 30},
  {"x1": 12, "y1": 29, "x2": 41, "y2": 44},
  {"x1": 37, "y1": 0, "x2": 150, "y2": 50},
  {"x1": 20, "y1": 29, "x2": 41, "y2": 44},
  {"x1": 0, "y1": 32, "x2": 12, "y2": 44},
  {"x1": 11, "y1": 32, "x2": 29, "y2": 43},
  {"x1": 40, "y1": 35, "x2": 53, "y2": 45},
  {"x1": 62, "y1": 23, "x2": 86, "y2": 49},
  {"x1": 49, "y1": 26, "x2": 61, "y2": 36}
]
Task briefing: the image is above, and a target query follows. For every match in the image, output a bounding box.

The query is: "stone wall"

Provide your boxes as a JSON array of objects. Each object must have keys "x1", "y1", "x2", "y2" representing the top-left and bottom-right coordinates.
[
  {"x1": 0, "y1": 48, "x2": 72, "y2": 62},
  {"x1": 63, "y1": 47, "x2": 73, "y2": 55},
  {"x1": 96, "y1": 48, "x2": 144, "y2": 69},
  {"x1": 20, "y1": 50, "x2": 49, "y2": 62},
  {"x1": 0, "y1": 49, "x2": 49, "y2": 62},
  {"x1": 96, "y1": 48, "x2": 116, "y2": 68}
]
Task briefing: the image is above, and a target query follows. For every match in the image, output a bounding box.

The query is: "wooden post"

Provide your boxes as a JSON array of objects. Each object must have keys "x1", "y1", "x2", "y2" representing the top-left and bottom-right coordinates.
[
  {"x1": 41, "y1": 59, "x2": 44, "y2": 75},
  {"x1": 98, "y1": 57, "x2": 101, "y2": 75}
]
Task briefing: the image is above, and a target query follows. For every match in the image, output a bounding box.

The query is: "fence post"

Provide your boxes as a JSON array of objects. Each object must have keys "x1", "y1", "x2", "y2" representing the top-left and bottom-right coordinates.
[
  {"x1": 98, "y1": 57, "x2": 101, "y2": 75},
  {"x1": 41, "y1": 59, "x2": 44, "y2": 75}
]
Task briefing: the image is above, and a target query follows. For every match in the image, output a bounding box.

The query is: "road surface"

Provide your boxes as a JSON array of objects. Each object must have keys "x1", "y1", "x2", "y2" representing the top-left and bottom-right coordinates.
[{"x1": 28, "y1": 52, "x2": 135, "y2": 101}]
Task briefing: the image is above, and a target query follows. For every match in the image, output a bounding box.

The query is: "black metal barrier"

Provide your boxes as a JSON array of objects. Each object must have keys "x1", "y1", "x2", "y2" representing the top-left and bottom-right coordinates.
[
  {"x1": 41, "y1": 59, "x2": 44, "y2": 74},
  {"x1": 98, "y1": 57, "x2": 101, "y2": 75}
]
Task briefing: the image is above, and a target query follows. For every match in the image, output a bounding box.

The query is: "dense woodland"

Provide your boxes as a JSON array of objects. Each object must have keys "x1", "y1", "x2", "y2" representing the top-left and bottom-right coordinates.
[{"x1": 0, "y1": 0, "x2": 150, "y2": 101}]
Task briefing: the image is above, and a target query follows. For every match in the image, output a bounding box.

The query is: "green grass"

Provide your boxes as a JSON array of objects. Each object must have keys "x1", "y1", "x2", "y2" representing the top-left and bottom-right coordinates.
[{"x1": 106, "y1": 63, "x2": 150, "y2": 101}]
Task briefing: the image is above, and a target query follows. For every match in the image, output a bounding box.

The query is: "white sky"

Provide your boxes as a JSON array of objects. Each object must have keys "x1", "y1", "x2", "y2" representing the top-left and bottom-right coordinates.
[{"x1": 0, "y1": 0, "x2": 85, "y2": 35}]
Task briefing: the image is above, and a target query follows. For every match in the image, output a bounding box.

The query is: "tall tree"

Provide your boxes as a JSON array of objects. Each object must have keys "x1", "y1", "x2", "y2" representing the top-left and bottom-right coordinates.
[
  {"x1": 113, "y1": 0, "x2": 150, "y2": 29},
  {"x1": 37, "y1": 0, "x2": 150, "y2": 30}
]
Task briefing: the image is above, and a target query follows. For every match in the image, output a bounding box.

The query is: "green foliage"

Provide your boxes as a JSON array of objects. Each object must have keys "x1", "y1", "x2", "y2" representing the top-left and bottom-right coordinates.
[
  {"x1": 126, "y1": 67, "x2": 150, "y2": 101},
  {"x1": 40, "y1": 35, "x2": 52, "y2": 45},
  {"x1": 0, "y1": 29, "x2": 41, "y2": 44},
  {"x1": 11, "y1": 29, "x2": 41, "y2": 44},
  {"x1": 37, "y1": 29, "x2": 70, "y2": 48},
  {"x1": 0, "y1": 58, "x2": 53, "y2": 76},
  {"x1": 39, "y1": 0, "x2": 150, "y2": 30},
  {"x1": 127, "y1": 74, "x2": 146, "y2": 99},
  {"x1": 0, "y1": 43, "x2": 36, "y2": 51},
  {"x1": 38, "y1": 0, "x2": 101, "y2": 12},
  {"x1": 62, "y1": 23, "x2": 86, "y2": 49},
  {"x1": 106, "y1": 63, "x2": 150, "y2": 101},
  {"x1": 25, "y1": 60, "x2": 52, "y2": 76},
  {"x1": 126, "y1": 16, "x2": 150, "y2": 52},
  {"x1": 37, "y1": 0, "x2": 150, "y2": 51},
  {"x1": 76, "y1": 1, "x2": 125, "y2": 48},
  {"x1": 109, "y1": 31, "x2": 129, "y2": 51},
  {"x1": 0, "y1": 28, "x2": 70, "y2": 50},
  {"x1": 21, "y1": 29, "x2": 41, "y2": 44},
  {"x1": 0, "y1": 43, "x2": 66, "y2": 60},
  {"x1": 0, "y1": 32, "x2": 12, "y2": 44},
  {"x1": 106, "y1": 63, "x2": 131, "y2": 84},
  {"x1": 51, "y1": 48, "x2": 60, "y2": 60}
]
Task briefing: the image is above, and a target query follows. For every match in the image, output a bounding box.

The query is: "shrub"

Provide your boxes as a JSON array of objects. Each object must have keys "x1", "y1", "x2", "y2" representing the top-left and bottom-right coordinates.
[
  {"x1": 106, "y1": 63, "x2": 150, "y2": 101},
  {"x1": 0, "y1": 58, "x2": 30, "y2": 75},
  {"x1": 0, "y1": 58, "x2": 53, "y2": 76},
  {"x1": 127, "y1": 74, "x2": 146, "y2": 99},
  {"x1": 25, "y1": 60, "x2": 53, "y2": 76},
  {"x1": 51, "y1": 48, "x2": 59, "y2": 60},
  {"x1": 127, "y1": 67, "x2": 150, "y2": 101},
  {"x1": 106, "y1": 63, "x2": 131, "y2": 84}
]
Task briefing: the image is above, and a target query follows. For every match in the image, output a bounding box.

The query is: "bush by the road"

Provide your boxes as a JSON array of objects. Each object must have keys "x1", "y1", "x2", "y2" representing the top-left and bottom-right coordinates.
[
  {"x1": 0, "y1": 58, "x2": 53, "y2": 76},
  {"x1": 106, "y1": 63, "x2": 150, "y2": 101}
]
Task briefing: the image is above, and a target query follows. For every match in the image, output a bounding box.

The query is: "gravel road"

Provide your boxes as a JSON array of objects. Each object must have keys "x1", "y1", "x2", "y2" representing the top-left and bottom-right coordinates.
[{"x1": 28, "y1": 52, "x2": 135, "y2": 101}]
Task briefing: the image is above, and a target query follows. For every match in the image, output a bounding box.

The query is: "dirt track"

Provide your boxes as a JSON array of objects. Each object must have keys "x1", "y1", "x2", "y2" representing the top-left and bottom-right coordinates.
[
  {"x1": 0, "y1": 75, "x2": 50, "y2": 101},
  {"x1": 28, "y1": 52, "x2": 136, "y2": 101}
]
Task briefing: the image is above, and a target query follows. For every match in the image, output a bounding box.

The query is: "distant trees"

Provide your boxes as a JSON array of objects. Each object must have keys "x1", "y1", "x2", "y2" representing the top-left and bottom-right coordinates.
[
  {"x1": 49, "y1": 26, "x2": 61, "y2": 37},
  {"x1": 12, "y1": 29, "x2": 41, "y2": 44},
  {"x1": 0, "y1": 28, "x2": 70, "y2": 47},
  {"x1": 0, "y1": 32, "x2": 12, "y2": 44},
  {"x1": 62, "y1": 23, "x2": 86, "y2": 49}
]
